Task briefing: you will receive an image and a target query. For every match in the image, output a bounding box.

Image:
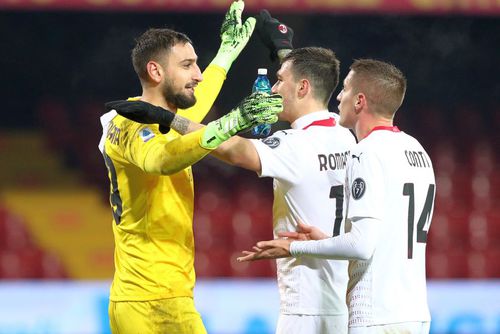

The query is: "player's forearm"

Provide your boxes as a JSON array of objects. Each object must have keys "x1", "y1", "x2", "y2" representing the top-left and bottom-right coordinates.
[
  {"x1": 171, "y1": 113, "x2": 204, "y2": 135},
  {"x1": 143, "y1": 128, "x2": 211, "y2": 175},
  {"x1": 211, "y1": 136, "x2": 262, "y2": 173},
  {"x1": 290, "y1": 217, "x2": 380, "y2": 260}
]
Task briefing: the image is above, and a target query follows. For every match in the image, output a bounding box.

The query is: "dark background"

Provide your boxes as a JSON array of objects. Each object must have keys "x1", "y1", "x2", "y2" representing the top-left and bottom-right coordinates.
[
  {"x1": 2, "y1": 12, "x2": 498, "y2": 192},
  {"x1": 1, "y1": 12, "x2": 498, "y2": 126}
]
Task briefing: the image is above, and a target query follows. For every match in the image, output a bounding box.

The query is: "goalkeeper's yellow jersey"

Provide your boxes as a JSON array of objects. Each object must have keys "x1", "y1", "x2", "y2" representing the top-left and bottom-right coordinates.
[{"x1": 100, "y1": 64, "x2": 226, "y2": 302}]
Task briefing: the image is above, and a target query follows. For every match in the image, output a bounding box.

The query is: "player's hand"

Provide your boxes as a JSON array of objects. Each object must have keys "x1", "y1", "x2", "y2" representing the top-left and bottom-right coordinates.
[
  {"x1": 277, "y1": 221, "x2": 329, "y2": 241},
  {"x1": 211, "y1": 0, "x2": 256, "y2": 72},
  {"x1": 105, "y1": 100, "x2": 174, "y2": 134},
  {"x1": 201, "y1": 92, "x2": 282, "y2": 149},
  {"x1": 237, "y1": 239, "x2": 292, "y2": 262},
  {"x1": 255, "y1": 9, "x2": 294, "y2": 62}
]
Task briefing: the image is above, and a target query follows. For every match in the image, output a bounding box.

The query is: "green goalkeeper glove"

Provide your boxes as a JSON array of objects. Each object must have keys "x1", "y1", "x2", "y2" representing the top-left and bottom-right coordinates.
[
  {"x1": 210, "y1": 0, "x2": 256, "y2": 73},
  {"x1": 201, "y1": 92, "x2": 282, "y2": 149}
]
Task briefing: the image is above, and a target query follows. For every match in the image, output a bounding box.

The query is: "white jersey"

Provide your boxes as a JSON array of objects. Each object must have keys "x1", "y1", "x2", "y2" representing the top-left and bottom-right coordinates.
[
  {"x1": 252, "y1": 110, "x2": 356, "y2": 315},
  {"x1": 346, "y1": 127, "x2": 435, "y2": 327}
]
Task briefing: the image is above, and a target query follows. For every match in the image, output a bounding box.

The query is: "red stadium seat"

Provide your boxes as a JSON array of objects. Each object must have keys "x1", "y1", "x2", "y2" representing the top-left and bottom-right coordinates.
[
  {"x1": 427, "y1": 214, "x2": 451, "y2": 251},
  {"x1": 444, "y1": 207, "x2": 470, "y2": 249},
  {"x1": 41, "y1": 252, "x2": 68, "y2": 279},
  {"x1": 0, "y1": 210, "x2": 33, "y2": 251},
  {"x1": 0, "y1": 248, "x2": 44, "y2": 279},
  {"x1": 195, "y1": 247, "x2": 233, "y2": 277},
  {"x1": 427, "y1": 248, "x2": 468, "y2": 279}
]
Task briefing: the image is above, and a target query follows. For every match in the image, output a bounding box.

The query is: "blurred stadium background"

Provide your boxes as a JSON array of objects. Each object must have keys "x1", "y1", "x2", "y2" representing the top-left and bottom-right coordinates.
[{"x1": 0, "y1": 0, "x2": 499, "y2": 333}]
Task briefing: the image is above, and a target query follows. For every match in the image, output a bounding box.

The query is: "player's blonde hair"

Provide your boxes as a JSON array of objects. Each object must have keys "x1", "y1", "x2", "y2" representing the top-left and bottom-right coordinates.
[{"x1": 350, "y1": 59, "x2": 407, "y2": 118}]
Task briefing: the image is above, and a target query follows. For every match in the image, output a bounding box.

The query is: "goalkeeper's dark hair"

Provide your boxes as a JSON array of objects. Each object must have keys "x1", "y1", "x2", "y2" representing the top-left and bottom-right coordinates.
[
  {"x1": 132, "y1": 28, "x2": 193, "y2": 82},
  {"x1": 349, "y1": 59, "x2": 407, "y2": 119},
  {"x1": 282, "y1": 47, "x2": 340, "y2": 106}
]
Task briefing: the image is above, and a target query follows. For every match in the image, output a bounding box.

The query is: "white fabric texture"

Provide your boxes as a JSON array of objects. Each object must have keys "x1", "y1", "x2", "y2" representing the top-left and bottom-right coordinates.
[
  {"x1": 276, "y1": 313, "x2": 348, "y2": 334},
  {"x1": 98, "y1": 110, "x2": 117, "y2": 153},
  {"x1": 290, "y1": 217, "x2": 380, "y2": 260},
  {"x1": 288, "y1": 128, "x2": 435, "y2": 327},
  {"x1": 252, "y1": 110, "x2": 356, "y2": 316}
]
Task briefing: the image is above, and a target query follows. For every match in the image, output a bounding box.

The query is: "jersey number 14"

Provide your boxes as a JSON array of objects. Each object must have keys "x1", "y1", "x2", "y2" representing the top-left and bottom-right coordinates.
[{"x1": 403, "y1": 183, "x2": 435, "y2": 259}]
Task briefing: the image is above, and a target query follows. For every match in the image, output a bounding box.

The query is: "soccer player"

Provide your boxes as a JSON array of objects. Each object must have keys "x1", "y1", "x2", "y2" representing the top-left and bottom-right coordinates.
[
  {"x1": 213, "y1": 47, "x2": 355, "y2": 334},
  {"x1": 98, "y1": 2, "x2": 282, "y2": 333},
  {"x1": 238, "y1": 59, "x2": 436, "y2": 334}
]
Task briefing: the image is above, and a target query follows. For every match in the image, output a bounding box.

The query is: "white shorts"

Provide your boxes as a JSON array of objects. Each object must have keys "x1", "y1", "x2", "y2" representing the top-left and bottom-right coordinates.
[
  {"x1": 348, "y1": 321, "x2": 430, "y2": 334},
  {"x1": 276, "y1": 313, "x2": 348, "y2": 334}
]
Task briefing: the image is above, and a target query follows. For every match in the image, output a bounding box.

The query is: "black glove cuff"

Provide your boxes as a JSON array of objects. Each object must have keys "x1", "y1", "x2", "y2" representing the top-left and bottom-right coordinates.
[{"x1": 157, "y1": 106, "x2": 175, "y2": 127}]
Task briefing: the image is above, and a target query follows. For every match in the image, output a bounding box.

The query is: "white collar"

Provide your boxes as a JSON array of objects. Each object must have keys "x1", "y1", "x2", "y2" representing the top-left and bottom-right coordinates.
[
  {"x1": 98, "y1": 110, "x2": 117, "y2": 154},
  {"x1": 290, "y1": 110, "x2": 333, "y2": 129}
]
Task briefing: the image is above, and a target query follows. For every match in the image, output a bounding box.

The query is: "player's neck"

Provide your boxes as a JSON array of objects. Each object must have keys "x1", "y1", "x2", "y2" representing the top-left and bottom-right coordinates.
[
  {"x1": 356, "y1": 113, "x2": 393, "y2": 141},
  {"x1": 290, "y1": 99, "x2": 327, "y2": 123},
  {"x1": 141, "y1": 90, "x2": 178, "y2": 113}
]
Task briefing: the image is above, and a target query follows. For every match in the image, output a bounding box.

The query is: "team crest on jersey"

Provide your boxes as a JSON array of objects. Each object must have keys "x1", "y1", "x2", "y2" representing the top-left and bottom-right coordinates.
[
  {"x1": 351, "y1": 178, "x2": 366, "y2": 200},
  {"x1": 139, "y1": 127, "x2": 155, "y2": 142},
  {"x1": 262, "y1": 136, "x2": 280, "y2": 148}
]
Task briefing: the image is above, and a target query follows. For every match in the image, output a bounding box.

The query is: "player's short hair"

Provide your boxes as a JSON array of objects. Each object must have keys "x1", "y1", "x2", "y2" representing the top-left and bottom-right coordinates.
[
  {"x1": 349, "y1": 59, "x2": 407, "y2": 118},
  {"x1": 132, "y1": 28, "x2": 193, "y2": 81},
  {"x1": 282, "y1": 47, "x2": 340, "y2": 105}
]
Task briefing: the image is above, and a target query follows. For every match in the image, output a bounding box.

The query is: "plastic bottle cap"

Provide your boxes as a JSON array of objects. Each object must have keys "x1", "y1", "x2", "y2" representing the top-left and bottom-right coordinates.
[{"x1": 257, "y1": 68, "x2": 268, "y2": 75}]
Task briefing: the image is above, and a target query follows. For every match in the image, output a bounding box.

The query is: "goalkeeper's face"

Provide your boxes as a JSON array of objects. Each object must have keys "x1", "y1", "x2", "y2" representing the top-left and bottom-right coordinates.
[{"x1": 161, "y1": 42, "x2": 203, "y2": 109}]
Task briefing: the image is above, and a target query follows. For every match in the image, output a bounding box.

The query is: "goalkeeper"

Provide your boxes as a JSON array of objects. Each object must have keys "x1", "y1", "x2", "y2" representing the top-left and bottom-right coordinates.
[{"x1": 98, "y1": 2, "x2": 282, "y2": 333}]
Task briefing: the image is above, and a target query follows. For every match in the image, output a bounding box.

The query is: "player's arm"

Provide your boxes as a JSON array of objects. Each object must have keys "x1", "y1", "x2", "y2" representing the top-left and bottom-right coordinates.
[
  {"x1": 237, "y1": 218, "x2": 381, "y2": 262},
  {"x1": 129, "y1": 126, "x2": 210, "y2": 175},
  {"x1": 288, "y1": 217, "x2": 381, "y2": 260},
  {"x1": 211, "y1": 136, "x2": 262, "y2": 173},
  {"x1": 177, "y1": 0, "x2": 255, "y2": 123},
  {"x1": 106, "y1": 93, "x2": 282, "y2": 175}
]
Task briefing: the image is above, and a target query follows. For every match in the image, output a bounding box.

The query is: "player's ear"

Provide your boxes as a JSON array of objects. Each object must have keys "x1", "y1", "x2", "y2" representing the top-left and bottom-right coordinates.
[
  {"x1": 297, "y1": 79, "x2": 309, "y2": 99},
  {"x1": 355, "y1": 93, "x2": 366, "y2": 113},
  {"x1": 146, "y1": 61, "x2": 163, "y2": 84}
]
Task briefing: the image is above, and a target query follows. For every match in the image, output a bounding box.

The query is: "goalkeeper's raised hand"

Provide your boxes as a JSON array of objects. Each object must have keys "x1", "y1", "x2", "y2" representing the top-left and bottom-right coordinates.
[
  {"x1": 201, "y1": 92, "x2": 282, "y2": 149},
  {"x1": 210, "y1": 0, "x2": 256, "y2": 73},
  {"x1": 255, "y1": 9, "x2": 294, "y2": 62}
]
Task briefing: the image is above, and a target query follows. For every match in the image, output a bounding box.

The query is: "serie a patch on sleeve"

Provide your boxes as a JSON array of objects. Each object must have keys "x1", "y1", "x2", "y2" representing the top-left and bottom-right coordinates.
[
  {"x1": 139, "y1": 127, "x2": 155, "y2": 142},
  {"x1": 262, "y1": 136, "x2": 280, "y2": 148}
]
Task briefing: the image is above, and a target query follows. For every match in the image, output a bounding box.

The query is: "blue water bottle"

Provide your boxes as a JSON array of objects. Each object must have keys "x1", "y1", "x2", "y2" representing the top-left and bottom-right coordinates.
[{"x1": 251, "y1": 68, "x2": 272, "y2": 137}]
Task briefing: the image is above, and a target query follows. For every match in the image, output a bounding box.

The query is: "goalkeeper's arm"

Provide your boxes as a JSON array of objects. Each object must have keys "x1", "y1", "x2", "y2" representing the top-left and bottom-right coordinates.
[
  {"x1": 177, "y1": 0, "x2": 255, "y2": 124},
  {"x1": 107, "y1": 93, "x2": 282, "y2": 174}
]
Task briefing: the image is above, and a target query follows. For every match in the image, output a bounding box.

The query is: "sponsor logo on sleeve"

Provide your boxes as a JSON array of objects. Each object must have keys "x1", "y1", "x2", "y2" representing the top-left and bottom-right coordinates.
[
  {"x1": 139, "y1": 127, "x2": 155, "y2": 142},
  {"x1": 262, "y1": 136, "x2": 281, "y2": 148},
  {"x1": 351, "y1": 178, "x2": 366, "y2": 200}
]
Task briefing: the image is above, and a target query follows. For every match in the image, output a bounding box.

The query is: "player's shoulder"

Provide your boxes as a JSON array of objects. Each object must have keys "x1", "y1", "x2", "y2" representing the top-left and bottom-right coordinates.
[
  {"x1": 256, "y1": 130, "x2": 285, "y2": 147},
  {"x1": 256, "y1": 129, "x2": 302, "y2": 151},
  {"x1": 350, "y1": 136, "x2": 382, "y2": 164}
]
